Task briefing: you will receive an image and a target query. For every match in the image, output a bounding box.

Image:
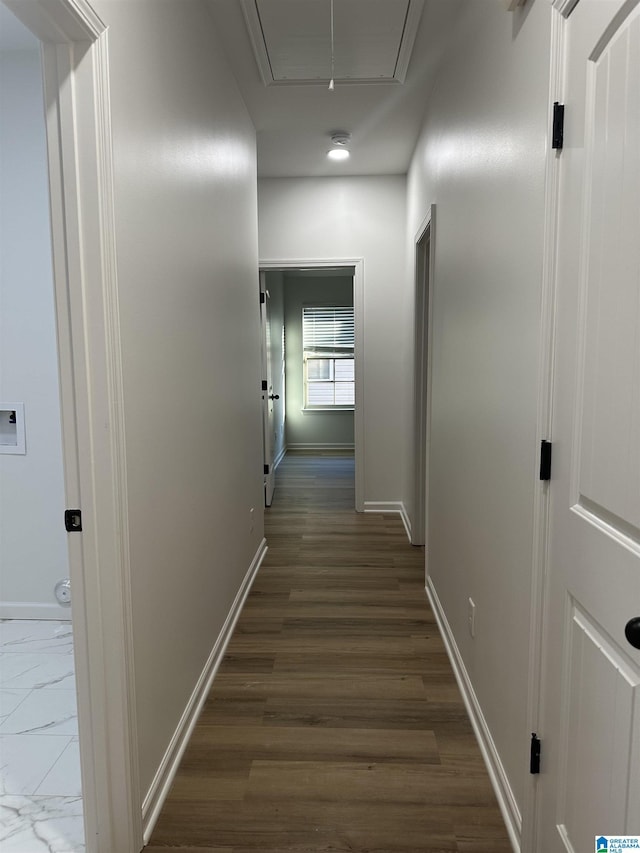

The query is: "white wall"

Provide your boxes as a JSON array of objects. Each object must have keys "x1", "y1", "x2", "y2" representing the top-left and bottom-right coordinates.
[
  {"x1": 258, "y1": 176, "x2": 407, "y2": 504},
  {"x1": 93, "y1": 0, "x2": 264, "y2": 803},
  {"x1": 264, "y1": 271, "x2": 286, "y2": 465},
  {"x1": 283, "y1": 275, "x2": 354, "y2": 449},
  {"x1": 0, "y1": 47, "x2": 69, "y2": 619},
  {"x1": 405, "y1": 0, "x2": 552, "y2": 826}
]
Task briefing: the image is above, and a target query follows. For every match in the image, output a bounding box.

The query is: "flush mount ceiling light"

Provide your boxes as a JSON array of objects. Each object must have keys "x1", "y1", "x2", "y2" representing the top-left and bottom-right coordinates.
[{"x1": 327, "y1": 131, "x2": 351, "y2": 160}]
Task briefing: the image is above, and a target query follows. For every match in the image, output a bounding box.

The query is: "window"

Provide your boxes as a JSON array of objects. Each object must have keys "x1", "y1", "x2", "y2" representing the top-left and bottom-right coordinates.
[{"x1": 303, "y1": 306, "x2": 354, "y2": 408}]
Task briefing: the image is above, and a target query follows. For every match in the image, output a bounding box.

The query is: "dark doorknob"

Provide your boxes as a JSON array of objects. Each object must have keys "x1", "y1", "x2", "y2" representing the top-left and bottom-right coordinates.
[
  {"x1": 269, "y1": 394, "x2": 280, "y2": 400},
  {"x1": 624, "y1": 617, "x2": 640, "y2": 650}
]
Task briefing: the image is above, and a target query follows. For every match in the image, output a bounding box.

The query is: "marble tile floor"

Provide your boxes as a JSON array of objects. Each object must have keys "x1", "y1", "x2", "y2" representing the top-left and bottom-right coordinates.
[{"x1": 0, "y1": 620, "x2": 85, "y2": 852}]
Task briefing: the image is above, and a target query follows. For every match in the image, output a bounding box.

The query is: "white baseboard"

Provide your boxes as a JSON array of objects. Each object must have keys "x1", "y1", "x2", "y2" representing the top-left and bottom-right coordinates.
[
  {"x1": 0, "y1": 602, "x2": 72, "y2": 620},
  {"x1": 363, "y1": 500, "x2": 403, "y2": 513},
  {"x1": 273, "y1": 444, "x2": 287, "y2": 470},
  {"x1": 363, "y1": 501, "x2": 412, "y2": 542},
  {"x1": 286, "y1": 443, "x2": 355, "y2": 451},
  {"x1": 400, "y1": 503, "x2": 411, "y2": 541},
  {"x1": 141, "y1": 538, "x2": 268, "y2": 843},
  {"x1": 426, "y1": 576, "x2": 521, "y2": 853}
]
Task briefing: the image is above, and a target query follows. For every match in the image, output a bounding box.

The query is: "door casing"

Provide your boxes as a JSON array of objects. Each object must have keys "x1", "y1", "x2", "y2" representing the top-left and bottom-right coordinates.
[
  {"x1": 519, "y1": 4, "x2": 567, "y2": 850},
  {"x1": 5, "y1": 2, "x2": 142, "y2": 850},
  {"x1": 411, "y1": 205, "x2": 435, "y2": 548},
  {"x1": 259, "y1": 257, "x2": 365, "y2": 511}
]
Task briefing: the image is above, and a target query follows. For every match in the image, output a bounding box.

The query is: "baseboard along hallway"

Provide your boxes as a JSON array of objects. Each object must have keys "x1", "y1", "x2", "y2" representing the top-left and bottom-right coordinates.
[{"x1": 147, "y1": 451, "x2": 511, "y2": 852}]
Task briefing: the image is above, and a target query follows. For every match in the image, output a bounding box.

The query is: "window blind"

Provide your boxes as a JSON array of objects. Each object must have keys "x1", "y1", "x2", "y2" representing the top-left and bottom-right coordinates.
[{"x1": 303, "y1": 307, "x2": 354, "y2": 354}]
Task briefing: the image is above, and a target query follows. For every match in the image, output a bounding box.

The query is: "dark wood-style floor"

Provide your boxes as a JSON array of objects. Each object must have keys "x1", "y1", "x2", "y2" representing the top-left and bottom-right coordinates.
[{"x1": 148, "y1": 452, "x2": 511, "y2": 853}]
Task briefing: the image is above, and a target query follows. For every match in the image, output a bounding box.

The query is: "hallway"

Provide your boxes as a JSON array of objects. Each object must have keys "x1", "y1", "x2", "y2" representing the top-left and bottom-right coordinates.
[{"x1": 148, "y1": 452, "x2": 511, "y2": 852}]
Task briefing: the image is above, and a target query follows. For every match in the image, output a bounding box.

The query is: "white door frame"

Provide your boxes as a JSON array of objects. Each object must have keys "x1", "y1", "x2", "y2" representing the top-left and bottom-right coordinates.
[
  {"x1": 411, "y1": 206, "x2": 435, "y2": 548},
  {"x1": 520, "y1": 2, "x2": 571, "y2": 850},
  {"x1": 259, "y1": 258, "x2": 365, "y2": 511},
  {"x1": 5, "y1": 2, "x2": 141, "y2": 851}
]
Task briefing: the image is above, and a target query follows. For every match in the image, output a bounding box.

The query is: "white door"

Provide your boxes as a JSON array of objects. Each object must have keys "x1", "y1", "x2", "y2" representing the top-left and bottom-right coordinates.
[
  {"x1": 538, "y1": 2, "x2": 640, "y2": 850},
  {"x1": 260, "y1": 273, "x2": 276, "y2": 506}
]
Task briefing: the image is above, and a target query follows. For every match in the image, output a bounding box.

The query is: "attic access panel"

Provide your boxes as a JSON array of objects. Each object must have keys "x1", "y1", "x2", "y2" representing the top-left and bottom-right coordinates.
[{"x1": 241, "y1": 0, "x2": 424, "y2": 85}]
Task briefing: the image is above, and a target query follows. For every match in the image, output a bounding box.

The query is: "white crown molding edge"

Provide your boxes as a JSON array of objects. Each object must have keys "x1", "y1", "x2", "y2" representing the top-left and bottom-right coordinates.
[
  {"x1": 4, "y1": 0, "x2": 106, "y2": 43},
  {"x1": 551, "y1": 0, "x2": 580, "y2": 17}
]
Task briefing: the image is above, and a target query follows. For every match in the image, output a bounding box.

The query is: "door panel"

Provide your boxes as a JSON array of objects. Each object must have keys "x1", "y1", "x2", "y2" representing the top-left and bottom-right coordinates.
[
  {"x1": 540, "y1": 1, "x2": 640, "y2": 849},
  {"x1": 578, "y1": 4, "x2": 640, "y2": 529},
  {"x1": 260, "y1": 273, "x2": 275, "y2": 506},
  {"x1": 559, "y1": 605, "x2": 640, "y2": 850}
]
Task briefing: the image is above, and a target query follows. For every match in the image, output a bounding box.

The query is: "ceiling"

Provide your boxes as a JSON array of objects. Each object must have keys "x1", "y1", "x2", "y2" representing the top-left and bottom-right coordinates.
[
  {"x1": 207, "y1": 0, "x2": 463, "y2": 178},
  {"x1": 0, "y1": 0, "x2": 462, "y2": 178}
]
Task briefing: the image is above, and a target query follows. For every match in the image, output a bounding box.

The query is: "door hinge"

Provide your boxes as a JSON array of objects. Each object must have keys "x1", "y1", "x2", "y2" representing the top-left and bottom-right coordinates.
[
  {"x1": 552, "y1": 102, "x2": 565, "y2": 150},
  {"x1": 64, "y1": 509, "x2": 83, "y2": 532},
  {"x1": 264, "y1": 464, "x2": 270, "y2": 476},
  {"x1": 262, "y1": 380, "x2": 268, "y2": 391},
  {"x1": 540, "y1": 440, "x2": 552, "y2": 481},
  {"x1": 260, "y1": 291, "x2": 265, "y2": 304},
  {"x1": 530, "y1": 732, "x2": 541, "y2": 774}
]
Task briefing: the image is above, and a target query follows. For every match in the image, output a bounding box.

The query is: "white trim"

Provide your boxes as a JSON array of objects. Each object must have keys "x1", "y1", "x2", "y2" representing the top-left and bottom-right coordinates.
[
  {"x1": 411, "y1": 206, "x2": 436, "y2": 547},
  {"x1": 427, "y1": 577, "x2": 521, "y2": 853},
  {"x1": 273, "y1": 444, "x2": 287, "y2": 470},
  {"x1": 5, "y1": 0, "x2": 106, "y2": 42},
  {"x1": 84, "y1": 30, "x2": 142, "y2": 852},
  {"x1": 259, "y1": 258, "x2": 365, "y2": 511},
  {"x1": 522, "y1": 8, "x2": 566, "y2": 853},
  {"x1": 241, "y1": 0, "x2": 423, "y2": 86},
  {"x1": 400, "y1": 503, "x2": 412, "y2": 542},
  {"x1": 23, "y1": 3, "x2": 141, "y2": 849},
  {"x1": 239, "y1": 0, "x2": 272, "y2": 87},
  {"x1": 363, "y1": 501, "x2": 412, "y2": 541},
  {"x1": 301, "y1": 408, "x2": 355, "y2": 414},
  {"x1": 142, "y1": 539, "x2": 268, "y2": 843},
  {"x1": 391, "y1": 0, "x2": 425, "y2": 83},
  {"x1": 551, "y1": 0, "x2": 580, "y2": 17},
  {"x1": 363, "y1": 500, "x2": 404, "y2": 512},
  {"x1": 0, "y1": 602, "x2": 71, "y2": 620},
  {"x1": 287, "y1": 443, "x2": 355, "y2": 451}
]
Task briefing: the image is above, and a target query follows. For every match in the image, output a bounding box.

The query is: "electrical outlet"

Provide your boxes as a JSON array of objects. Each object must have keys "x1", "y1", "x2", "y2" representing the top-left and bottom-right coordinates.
[{"x1": 468, "y1": 597, "x2": 476, "y2": 638}]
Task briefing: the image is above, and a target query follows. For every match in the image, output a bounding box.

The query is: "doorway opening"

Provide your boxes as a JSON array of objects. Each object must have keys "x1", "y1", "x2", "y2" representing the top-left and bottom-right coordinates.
[
  {"x1": 259, "y1": 259, "x2": 364, "y2": 511},
  {"x1": 411, "y1": 207, "x2": 435, "y2": 549},
  {"x1": 0, "y1": 6, "x2": 84, "y2": 849},
  {"x1": 1, "y1": 2, "x2": 142, "y2": 850}
]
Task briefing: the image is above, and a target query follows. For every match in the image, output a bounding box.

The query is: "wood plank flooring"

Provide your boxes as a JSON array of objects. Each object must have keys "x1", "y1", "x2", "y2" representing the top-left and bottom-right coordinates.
[{"x1": 147, "y1": 452, "x2": 511, "y2": 853}]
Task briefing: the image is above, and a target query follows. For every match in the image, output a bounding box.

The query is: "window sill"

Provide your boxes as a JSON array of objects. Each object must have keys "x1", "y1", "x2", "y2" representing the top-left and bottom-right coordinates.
[{"x1": 301, "y1": 407, "x2": 355, "y2": 414}]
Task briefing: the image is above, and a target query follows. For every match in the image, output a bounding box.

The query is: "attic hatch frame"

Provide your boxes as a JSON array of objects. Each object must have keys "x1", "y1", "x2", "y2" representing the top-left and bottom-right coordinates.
[{"x1": 241, "y1": 0, "x2": 425, "y2": 86}]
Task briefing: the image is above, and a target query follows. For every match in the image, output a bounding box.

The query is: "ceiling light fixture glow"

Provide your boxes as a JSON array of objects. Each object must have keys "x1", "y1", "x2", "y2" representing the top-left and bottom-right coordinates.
[{"x1": 327, "y1": 130, "x2": 351, "y2": 161}]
